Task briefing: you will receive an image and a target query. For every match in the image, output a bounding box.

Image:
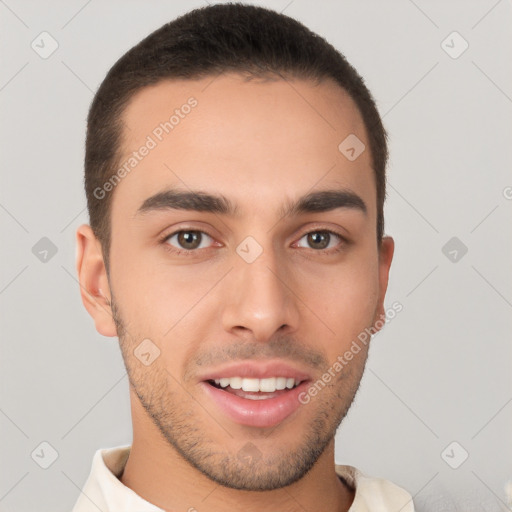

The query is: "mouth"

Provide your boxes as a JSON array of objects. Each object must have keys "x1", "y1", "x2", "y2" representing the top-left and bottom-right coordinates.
[
  {"x1": 206, "y1": 376, "x2": 304, "y2": 400},
  {"x1": 199, "y1": 376, "x2": 311, "y2": 428}
]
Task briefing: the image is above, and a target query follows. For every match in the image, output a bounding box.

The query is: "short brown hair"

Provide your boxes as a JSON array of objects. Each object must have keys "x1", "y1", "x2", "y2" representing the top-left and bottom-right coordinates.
[{"x1": 84, "y1": 3, "x2": 388, "y2": 273}]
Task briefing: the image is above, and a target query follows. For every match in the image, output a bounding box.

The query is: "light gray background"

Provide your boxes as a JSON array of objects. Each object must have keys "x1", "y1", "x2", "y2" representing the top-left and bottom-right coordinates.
[{"x1": 1, "y1": 1, "x2": 511, "y2": 511}]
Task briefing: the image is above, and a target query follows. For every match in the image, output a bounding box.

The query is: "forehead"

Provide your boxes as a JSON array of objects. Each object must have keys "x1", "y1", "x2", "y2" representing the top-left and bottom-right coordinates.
[{"x1": 113, "y1": 73, "x2": 375, "y2": 220}]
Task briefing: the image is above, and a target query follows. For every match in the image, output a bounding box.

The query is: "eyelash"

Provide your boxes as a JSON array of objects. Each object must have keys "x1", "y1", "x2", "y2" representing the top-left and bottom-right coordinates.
[{"x1": 159, "y1": 227, "x2": 348, "y2": 257}]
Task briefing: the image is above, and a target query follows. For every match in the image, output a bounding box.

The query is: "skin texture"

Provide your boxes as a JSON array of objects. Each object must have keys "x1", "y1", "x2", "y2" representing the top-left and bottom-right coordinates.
[{"x1": 76, "y1": 73, "x2": 394, "y2": 512}]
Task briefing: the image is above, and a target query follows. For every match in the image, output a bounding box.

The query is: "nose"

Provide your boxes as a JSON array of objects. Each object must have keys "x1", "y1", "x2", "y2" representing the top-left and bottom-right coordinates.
[{"x1": 221, "y1": 246, "x2": 300, "y2": 343}]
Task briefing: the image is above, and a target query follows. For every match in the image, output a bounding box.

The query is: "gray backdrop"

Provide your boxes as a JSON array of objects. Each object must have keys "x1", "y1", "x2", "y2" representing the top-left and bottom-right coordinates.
[{"x1": 1, "y1": 1, "x2": 511, "y2": 511}]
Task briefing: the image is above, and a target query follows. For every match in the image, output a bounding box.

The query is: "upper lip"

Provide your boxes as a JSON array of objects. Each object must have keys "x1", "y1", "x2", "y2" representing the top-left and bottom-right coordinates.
[{"x1": 197, "y1": 360, "x2": 313, "y2": 383}]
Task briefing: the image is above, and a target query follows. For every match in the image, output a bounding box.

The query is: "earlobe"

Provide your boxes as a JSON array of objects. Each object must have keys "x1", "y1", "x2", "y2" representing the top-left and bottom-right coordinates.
[
  {"x1": 75, "y1": 224, "x2": 117, "y2": 337},
  {"x1": 373, "y1": 235, "x2": 395, "y2": 332}
]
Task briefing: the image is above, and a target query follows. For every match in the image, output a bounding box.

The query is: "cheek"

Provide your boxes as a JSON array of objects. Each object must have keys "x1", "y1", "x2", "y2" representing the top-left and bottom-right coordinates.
[
  {"x1": 314, "y1": 258, "x2": 380, "y2": 344},
  {"x1": 112, "y1": 244, "x2": 208, "y2": 327},
  {"x1": 112, "y1": 264, "x2": 213, "y2": 368}
]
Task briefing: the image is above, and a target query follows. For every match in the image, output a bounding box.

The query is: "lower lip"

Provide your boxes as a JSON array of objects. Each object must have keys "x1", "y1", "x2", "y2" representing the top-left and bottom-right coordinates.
[{"x1": 200, "y1": 381, "x2": 310, "y2": 428}]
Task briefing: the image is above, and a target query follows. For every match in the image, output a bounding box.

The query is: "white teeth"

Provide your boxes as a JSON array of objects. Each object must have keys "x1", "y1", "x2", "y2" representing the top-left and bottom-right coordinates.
[
  {"x1": 259, "y1": 377, "x2": 276, "y2": 392},
  {"x1": 213, "y1": 376, "x2": 301, "y2": 392},
  {"x1": 229, "y1": 377, "x2": 243, "y2": 389},
  {"x1": 275, "y1": 377, "x2": 287, "y2": 390},
  {"x1": 241, "y1": 378, "x2": 260, "y2": 392}
]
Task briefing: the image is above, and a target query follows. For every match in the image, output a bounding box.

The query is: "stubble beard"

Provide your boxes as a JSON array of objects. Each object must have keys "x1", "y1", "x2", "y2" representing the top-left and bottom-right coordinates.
[{"x1": 111, "y1": 296, "x2": 367, "y2": 491}]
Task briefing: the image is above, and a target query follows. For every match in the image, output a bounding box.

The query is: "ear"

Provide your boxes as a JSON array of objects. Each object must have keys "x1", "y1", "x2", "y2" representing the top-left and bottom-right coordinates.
[
  {"x1": 372, "y1": 235, "x2": 395, "y2": 333},
  {"x1": 75, "y1": 224, "x2": 117, "y2": 337}
]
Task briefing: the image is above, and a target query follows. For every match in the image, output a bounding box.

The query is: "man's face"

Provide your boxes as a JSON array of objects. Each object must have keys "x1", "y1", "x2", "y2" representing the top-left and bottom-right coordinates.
[{"x1": 102, "y1": 74, "x2": 393, "y2": 490}]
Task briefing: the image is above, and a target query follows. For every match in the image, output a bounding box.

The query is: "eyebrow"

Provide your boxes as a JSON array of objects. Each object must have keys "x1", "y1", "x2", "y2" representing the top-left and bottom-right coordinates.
[{"x1": 135, "y1": 188, "x2": 367, "y2": 218}]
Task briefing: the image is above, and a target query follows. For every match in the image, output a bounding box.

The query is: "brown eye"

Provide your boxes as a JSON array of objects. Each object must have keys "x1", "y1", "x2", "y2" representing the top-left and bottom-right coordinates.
[
  {"x1": 296, "y1": 230, "x2": 342, "y2": 251},
  {"x1": 164, "y1": 230, "x2": 214, "y2": 252},
  {"x1": 307, "y1": 232, "x2": 330, "y2": 249},
  {"x1": 177, "y1": 231, "x2": 201, "y2": 249}
]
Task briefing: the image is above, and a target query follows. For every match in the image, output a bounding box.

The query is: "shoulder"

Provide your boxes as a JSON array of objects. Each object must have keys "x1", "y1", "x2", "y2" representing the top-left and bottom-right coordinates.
[{"x1": 335, "y1": 464, "x2": 415, "y2": 511}]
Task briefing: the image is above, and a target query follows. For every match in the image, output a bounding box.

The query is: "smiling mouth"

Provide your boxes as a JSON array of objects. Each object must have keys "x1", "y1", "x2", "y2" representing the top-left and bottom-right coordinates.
[
  {"x1": 206, "y1": 376, "x2": 304, "y2": 400},
  {"x1": 201, "y1": 374, "x2": 310, "y2": 427}
]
